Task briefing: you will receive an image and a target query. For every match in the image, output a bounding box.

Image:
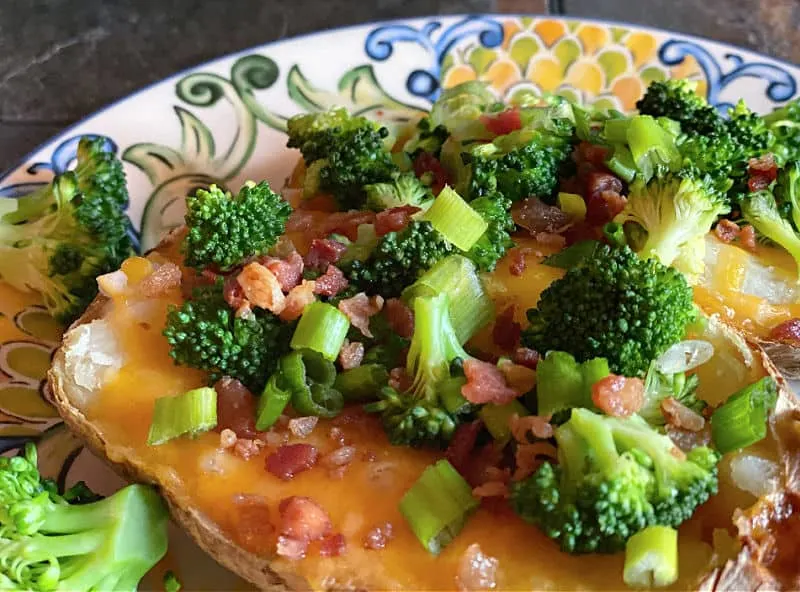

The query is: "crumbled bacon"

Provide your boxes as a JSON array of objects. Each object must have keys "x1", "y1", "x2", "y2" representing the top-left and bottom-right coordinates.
[
  {"x1": 279, "y1": 496, "x2": 332, "y2": 543},
  {"x1": 563, "y1": 220, "x2": 603, "y2": 246},
  {"x1": 591, "y1": 375, "x2": 644, "y2": 418},
  {"x1": 139, "y1": 262, "x2": 182, "y2": 297},
  {"x1": 223, "y1": 274, "x2": 247, "y2": 310},
  {"x1": 715, "y1": 219, "x2": 741, "y2": 243},
  {"x1": 233, "y1": 438, "x2": 265, "y2": 460},
  {"x1": 313, "y1": 265, "x2": 349, "y2": 297},
  {"x1": 661, "y1": 397, "x2": 706, "y2": 432},
  {"x1": 413, "y1": 153, "x2": 449, "y2": 195},
  {"x1": 498, "y1": 360, "x2": 537, "y2": 395},
  {"x1": 319, "y1": 533, "x2": 347, "y2": 557},
  {"x1": 513, "y1": 441, "x2": 558, "y2": 481},
  {"x1": 323, "y1": 211, "x2": 376, "y2": 242},
  {"x1": 512, "y1": 347, "x2": 539, "y2": 369},
  {"x1": 585, "y1": 172, "x2": 625, "y2": 225},
  {"x1": 305, "y1": 239, "x2": 348, "y2": 271},
  {"x1": 388, "y1": 367, "x2": 412, "y2": 392},
  {"x1": 456, "y1": 544, "x2": 499, "y2": 592},
  {"x1": 739, "y1": 224, "x2": 757, "y2": 251},
  {"x1": 321, "y1": 446, "x2": 356, "y2": 469},
  {"x1": 279, "y1": 280, "x2": 316, "y2": 321},
  {"x1": 288, "y1": 417, "x2": 319, "y2": 439},
  {"x1": 445, "y1": 420, "x2": 483, "y2": 475},
  {"x1": 509, "y1": 413, "x2": 553, "y2": 443},
  {"x1": 508, "y1": 246, "x2": 532, "y2": 276},
  {"x1": 461, "y1": 359, "x2": 519, "y2": 405},
  {"x1": 181, "y1": 267, "x2": 218, "y2": 299},
  {"x1": 463, "y1": 442, "x2": 504, "y2": 488},
  {"x1": 237, "y1": 262, "x2": 285, "y2": 314},
  {"x1": 747, "y1": 153, "x2": 778, "y2": 192},
  {"x1": 512, "y1": 197, "x2": 571, "y2": 235},
  {"x1": 492, "y1": 305, "x2": 521, "y2": 352},
  {"x1": 266, "y1": 444, "x2": 319, "y2": 480},
  {"x1": 214, "y1": 377, "x2": 259, "y2": 438},
  {"x1": 260, "y1": 251, "x2": 304, "y2": 293},
  {"x1": 338, "y1": 293, "x2": 384, "y2": 338},
  {"x1": 574, "y1": 141, "x2": 610, "y2": 169},
  {"x1": 286, "y1": 209, "x2": 317, "y2": 233},
  {"x1": 338, "y1": 340, "x2": 364, "y2": 370},
  {"x1": 363, "y1": 522, "x2": 394, "y2": 550},
  {"x1": 375, "y1": 205, "x2": 421, "y2": 237},
  {"x1": 472, "y1": 481, "x2": 509, "y2": 499},
  {"x1": 384, "y1": 298, "x2": 415, "y2": 339},
  {"x1": 769, "y1": 318, "x2": 800, "y2": 345}
]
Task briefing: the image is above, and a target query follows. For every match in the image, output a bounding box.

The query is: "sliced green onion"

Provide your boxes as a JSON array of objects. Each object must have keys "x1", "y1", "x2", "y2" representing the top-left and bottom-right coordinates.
[
  {"x1": 399, "y1": 459, "x2": 479, "y2": 554},
  {"x1": 623, "y1": 526, "x2": 679, "y2": 588},
  {"x1": 606, "y1": 145, "x2": 638, "y2": 183},
  {"x1": 147, "y1": 387, "x2": 217, "y2": 446},
  {"x1": 333, "y1": 364, "x2": 389, "y2": 402},
  {"x1": 603, "y1": 222, "x2": 627, "y2": 248},
  {"x1": 542, "y1": 240, "x2": 600, "y2": 269},
  {"x1": 402, "y1": 255, "x2": 494, "y2": 344},
  {"x1": 421, "y1": 185, "x2": 488, "y2": 251},
  {"x1": 282, "y1": 350, "x2": 344, "y2": 418},
  {"x1": 439, "y1": 376, "x2": 470, "y2": 415},
  {"x1": 556, "y1": 192, "x2": 586, "y2": 221},
  {"x1": 256, "y1": 373, "x2": 292, "y2": 430},
  {"x1": 711, "y1": 376, "x2": 778, "y2": 454},
  {"x1": 480, "y1": 399, "x2": 528, "y2": 445},
  {"x1": 291, "y1": 302, "x2": 350, "y2": 361},
  {"x1": 603, "y1": 117, "x2": 630, "y2": 143}
]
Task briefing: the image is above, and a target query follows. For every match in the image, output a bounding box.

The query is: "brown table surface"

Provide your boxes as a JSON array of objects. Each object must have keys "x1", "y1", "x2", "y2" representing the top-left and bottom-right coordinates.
[{"x1": 1, "y1": 0, "x2": 798, "y2": 172}]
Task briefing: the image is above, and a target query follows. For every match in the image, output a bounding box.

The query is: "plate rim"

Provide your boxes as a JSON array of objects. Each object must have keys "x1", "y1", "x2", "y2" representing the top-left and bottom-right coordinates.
[{"x1": 2, "y1": 11, "x2": 799, "y2": 182}]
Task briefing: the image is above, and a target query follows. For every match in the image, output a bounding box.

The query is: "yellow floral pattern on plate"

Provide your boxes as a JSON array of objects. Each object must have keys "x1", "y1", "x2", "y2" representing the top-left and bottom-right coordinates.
[{"x1": 441, "y1": 17, "x2": 709, "y2": 110}]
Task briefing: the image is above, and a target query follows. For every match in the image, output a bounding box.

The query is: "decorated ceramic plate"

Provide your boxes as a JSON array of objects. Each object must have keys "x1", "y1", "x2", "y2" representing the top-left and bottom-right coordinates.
[{"x1": 1, "y1": 14, "x2": 798, "y2": 590}]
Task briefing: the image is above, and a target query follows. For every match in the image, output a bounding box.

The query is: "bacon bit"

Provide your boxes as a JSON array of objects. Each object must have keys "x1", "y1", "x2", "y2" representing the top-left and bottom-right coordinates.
[
  {"x1": 534, "y1": 232, "x2": 567, "y2": 249},
  {"x1": 279, "y1": 496, "x2": 332, "y2": 543},
  {"x1": 181, "y1": 267, "x2": 218, "y2": 299},
  {"x1": 138, "y1": 262, "x2": 182, "y2": 297},
  {"x1": 230, "y1": 494, "x2": 274, "y2": 553},
  {"x1": 219, "y1": 428, "x2": 237, "y2": 449},
  {"x1": 492, "y1": 305, "x2": 521, "y2": 352},
  {"x1": 328, "y1": 426, "x2": 346, "y2": 446},
  {"x1": 338, "y1": 293, "x2": 384, "y2": 338},
  {"x1": 513, "y1": 442, "x2": 558, "y2": 481},
  {"x1": 233, "y1": 438, "x2": 265, "y2": 460},
  {"x1": 276, "y1": 535, "x2": 308, "y2": 560},
  {"x1": 463, "y1": 442, "x2": 504, "y2": 488},
  {"x1": 739, "y1": 224, "x2": 757, "y2": 251},
  {"x1": 574, "y1": 141, "x2": 610, "y2": 168},
  {"x1": 223, "y1": 274, "x2": 247, "y2": 310},
  {"x1": 749, "y1": 153, "x2": 777, "y2": 173},
  {"x1": 298, "y1": 193, "x2": 338, "y2": 212},
  {"x1": 509, "y1": 413, "x2": 553, "y2": 443},
  {"x1": 260, "y1": 251, "x2": 304, "y2": 293},
  {"x1": 661, "y1": 397, "x2": 706, "y2": 432},
  {"x1": 305, "y1": 239, "x2": 348, "y2": 271},
  {"x1": 288, "y1": 417, "x2": 319, "y2": 439},
  {"x1": 263, "y1": 430, "x2": 288, "y2": 448},
  {"x1": 563, "y1": 220, "x2": 603, "y2": 246},
  {"x1": 461, "y1": 359, "x2": 520, "y2": 405},
  {"x1": 472, "y1": 481, "x2": 509, "y2": 499},
  {"x1": 445, "y1": 420, "x2": 483, "y2": 475},
  {"x1": 388, "y1": 367, "x2": 412, "y2": 392},
  {"x1": 413, "y1": 152, "x2": 449, "y2": 195},
  {"x1": 481, "y1": 107, "x2": 522, "y2": 137},
  {"x1": 508, "y1": 246, "x2": 532, "y2": 276},
  {"x1": 363, "y1": 522, "x2": 394, "y2": 550},
  {"x1": 384, "y1": 298, "x2": 415, "y2": 339},
  {"x1": 237, "y1": 262, "x2": 286, "y2": 314},
  {"x1": 321, "y1": 445, "x2": 356, "y2": 469},
  {"x1": 375, "y1": 205, "x2": 421, "y2": 237},
  {"x1": 338, "y1": 340, "x2": 364, "y2": 370},
  {"x1": 498, "y1": 360, "x2": 537, "y2": 396},
  {"x1": 456, "y1": 543, "x2": 499, "y2": 592},
  {"x1": 747, "y1": 154, "x2": 778, "y2": 192},
  {"x1": 266, "y1": 444, "x2": 319, "y2": 480},
  {"x1": 769, "y1": 318, "x2": 800, "y2": 345},
  {"x1": 279, "y1": 280, "x2": 317, "y2": 321},
  {"x1": 512, "y1": 197, "x2": 571, "y2": 235},
  {"x1": 214, "y1": 377, "x2": 259, "y2": 438},
  {"x1": 512, "y1": 347, "x2": 539, "y2": 369},
  {"x1": 313, "y1": 265, "x2": 349, "y2": 297},
  {"x1": 323, "y1": 211, "x2": 376, "y2": 242},
  {"x1": 585, "y1": 172, "x2": 625, "y2": 225},
  {"x1": 715, "y1": 219, "x2": 741, "y2": 243},
  {"x1": 591, "y1": 375, "x2": 645, "y2": 418},
  {"x1": 319, "y1": 533, "x2": 347, "y2": 557}
]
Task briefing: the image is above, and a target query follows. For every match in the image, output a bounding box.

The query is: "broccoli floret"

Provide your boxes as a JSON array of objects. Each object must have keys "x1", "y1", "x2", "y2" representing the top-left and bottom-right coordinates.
[
  {"x1": 725, "y1": 100, "x2": 773, "y2": 159},
  {"x1": 403, "y1": 117, "x2": 450, "y2": 158},
  {"x1": 740, "y1": 189, "x2": 800, "y2": 278},
  {"x1": 522, "y1": 245, "x2": 695, "y2": 377},
  {"x1": 773, "y1": 160, "x2": 800, "y2": 230},
  {"x1": 428, "y1": 81, "x2": 496, "y2": 142},
  {"x1": 365, "y1": 293, "x2": 470, "y2": 447},
  {"x1": 0, "y1": 443, "x2": 168, "y2": 591},
  {"x1": 462, "y1": 129, "x2": 572, "y2": 203},
  {"x1": 163, "y1": 281, "x2": 294, "y2": 391},
  {"x1": 286, "y1": 108, "x2": 397, "y2": 210},
  {"x1": 364, "y1": 172, "x2": 434, "y2": 212},
  {"x1": 763, "y1": 97, "x2": 800, "y2": 165},
  {"x1": 638, "y1": 362, "x2": 706, "y2": 426},
  {"x1": 0, "y1": 137, "x2": 133, "y2": 325},
  {"x1": 636, "y1": 80, "x2": 724, "y2": 137},
  {"x1": 345, "y1": 221, "x2": 456, "y2": 297},
  {"x1": 614, "y1": 172, "x2": 730, "y2": 274},
  {"x1": 511, "y1": 408, "x2": 719, "y2": 554},
  {"x1": 465, "y1": 194, "x2": 516, "y2": 271},
  {"x1": 182, "y1": 181, "x2": 291, "y2": 271}
]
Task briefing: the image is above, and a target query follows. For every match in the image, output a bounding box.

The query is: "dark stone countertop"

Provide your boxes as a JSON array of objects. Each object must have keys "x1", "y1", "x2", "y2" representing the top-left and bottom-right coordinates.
[{"x1": 1, "y1": 0, "x2": 798, "y2": 172}]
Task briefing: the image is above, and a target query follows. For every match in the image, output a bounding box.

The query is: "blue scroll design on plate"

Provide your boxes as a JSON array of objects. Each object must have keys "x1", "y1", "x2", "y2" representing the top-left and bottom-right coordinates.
[
  {"x1": 365, "y1": 16, "x2": 504, "y2": 102},
  {"x1": 658, "y1": 39, "x2": 798, "y2": 112}
]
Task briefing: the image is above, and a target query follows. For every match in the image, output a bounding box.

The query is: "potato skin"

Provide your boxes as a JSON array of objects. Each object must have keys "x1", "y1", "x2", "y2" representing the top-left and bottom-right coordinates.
[{"x1": 46, "y1": 229, "x2": 800, "y2": 592}]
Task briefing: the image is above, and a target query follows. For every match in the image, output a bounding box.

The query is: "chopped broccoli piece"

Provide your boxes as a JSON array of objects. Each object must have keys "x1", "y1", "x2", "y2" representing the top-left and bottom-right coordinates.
[
  {"x1": 614, "y1": 172, "x2": 730, "y2": 274},
  {"x1": 774, "y1": 160, "x2": 800, "y2": 230},
  {"x1": 0, "y1": 443, "x2": 168, "y2": 591},
  {"x1": 763, "y1": 97, "x2": 800, "y2": 165},
  {"x1": 0, "y1": 137, "x2": 133, "y2": 324},
  {"x1": 638, "y1": 362, "x2": 706, "y2": 426},
  {"x1": 522, "y1": 245, "x2": 695, "y2": 377},
  {"x1": 536, "y1": 351, "x2": 610, "y2": 417},
  {"x1": 636, "y1": 80, "x2": 724, "y2": 137},
  {"x1": 345, "y1": 221, "x2": 457, "y2": 297},
  {"x1": 286, "y1": 108, "x2": 397, "y2": 210},
  {"x1": 740, "y1": 189, "x2": 800, "y2": 278},
  {"x1": 163, "y1": 280, "x2": 294, "y2": 392},
  {"x1": 511, "y1": 408, "x2": 719, "y2": 554},
  {"x1": 182, "y1": 181, "x2": 291, "y2": 271},
  {"x1": 464, "y1": 194, "x2": 516, "y2": 271},
  {"x1": 403, "y1": 117, "x2": 450, "y2": 157},
  {"x1": 725, "y1": 100, "x2": 773, "y2": 159},
  {"x1": 364, "y1": 172, "x2": 434, "y2": 212}
]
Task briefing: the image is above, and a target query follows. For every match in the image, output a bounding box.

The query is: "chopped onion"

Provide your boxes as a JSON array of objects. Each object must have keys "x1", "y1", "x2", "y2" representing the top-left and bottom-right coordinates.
[
  {"x1": 728, "y1": 454, "x2": 781, "y2": 497},
  {"x1": 655, "y1": 340, "x2": 714, "y2": 374}
]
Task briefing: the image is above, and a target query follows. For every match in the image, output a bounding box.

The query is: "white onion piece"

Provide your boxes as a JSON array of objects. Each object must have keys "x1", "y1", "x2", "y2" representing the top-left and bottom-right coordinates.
[
  {"x1": 729, "y1": 455, "x2": 781, "y2": 497},
  {"x1": 656, "y1": 340, "x2": 714, "y2": 374},
  {"x1": 96, "y1": 270, "x2": 127, "y2": 297}
]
